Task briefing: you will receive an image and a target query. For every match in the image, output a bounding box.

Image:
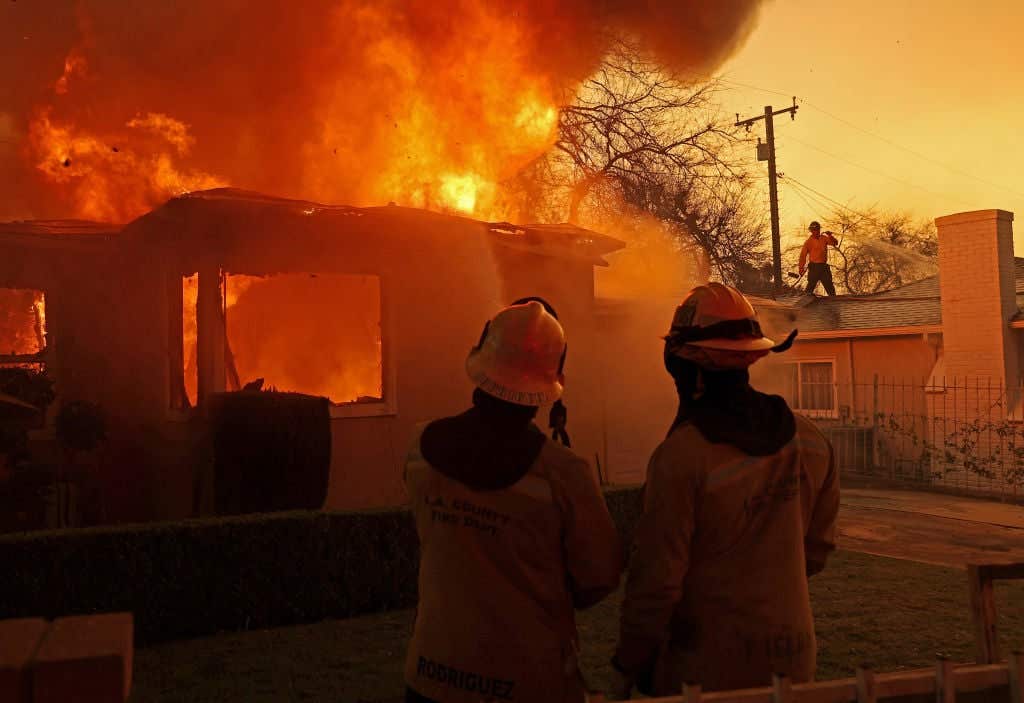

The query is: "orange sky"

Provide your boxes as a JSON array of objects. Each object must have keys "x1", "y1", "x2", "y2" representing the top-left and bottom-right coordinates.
[
  {"x1": 717, "y1": 0, "x2": 1024, "y2": 251},
  {"x1": 3, "y1": 0, "x2": 1022, "y2": 257}
]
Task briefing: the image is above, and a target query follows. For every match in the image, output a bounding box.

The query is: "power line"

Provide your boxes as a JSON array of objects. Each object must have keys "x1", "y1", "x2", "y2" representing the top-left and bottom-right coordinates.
[
  {"x1": 778, "y1": 133, "x2": 978, "y2": 208},
  {"x1": 799, "y1": 101, "x2": 1024, "y2": 201},
  {"x1": 785, "y1": 175, "x2": 910, "y2": 234},
  {"x1": 784, "y1": 177, "x2": 938, "y2": 267},
  {"x1": 786, "y1": 178, "x2": 831, "y2": 218},
  {"x1": 784, "y1": 176, "x2": 873, "y2": 220},
  {"x1": 717, "y1": 77, "x2": 794, "y2": 100},
  {"x1": 718, "y1": 76, "x2": 1024, "y2": 200}
]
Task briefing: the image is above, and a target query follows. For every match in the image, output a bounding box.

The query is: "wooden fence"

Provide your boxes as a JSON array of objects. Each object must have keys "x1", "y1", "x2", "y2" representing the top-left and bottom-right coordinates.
[
  {"x1": 592, "y1": 561, "x2": 1024, "y2": 703},
  {"x1": 592, "y1": 656, "x2": 1023, "y2": 703},
  {"x1": 968, "y1": 562, "x2": 1024, "y2": 665}
]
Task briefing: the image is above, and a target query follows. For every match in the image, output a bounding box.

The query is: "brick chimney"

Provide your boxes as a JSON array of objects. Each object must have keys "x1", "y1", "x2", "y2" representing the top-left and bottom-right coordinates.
[{"x1": 935, "y1": 210, "x2": 1018, "y2": 387}]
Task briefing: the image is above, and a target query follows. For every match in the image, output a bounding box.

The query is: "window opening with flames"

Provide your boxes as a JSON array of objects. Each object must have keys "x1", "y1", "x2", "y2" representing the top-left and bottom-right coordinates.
[
  {"x1": 179, "y1": 273, "x2": 383, "y2": 409},
  {"x1": 0, "y1": 288, "x2": 48, "y2": 364}
]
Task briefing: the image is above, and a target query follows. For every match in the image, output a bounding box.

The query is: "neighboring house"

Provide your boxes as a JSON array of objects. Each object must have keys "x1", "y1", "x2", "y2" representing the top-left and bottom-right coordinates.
[{"x1": 748, "y1": 210, "x2": 1023, "y2": 496}]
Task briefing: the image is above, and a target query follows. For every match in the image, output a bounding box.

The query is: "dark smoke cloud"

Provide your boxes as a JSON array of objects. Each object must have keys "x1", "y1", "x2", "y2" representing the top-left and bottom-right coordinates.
[{"x1": 0, "y1": 0, "x2": 764, "y2": 221}]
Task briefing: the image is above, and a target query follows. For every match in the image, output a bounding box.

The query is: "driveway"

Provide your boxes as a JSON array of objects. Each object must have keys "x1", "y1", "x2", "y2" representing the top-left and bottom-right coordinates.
[{"x1": 838, "y1": 488, "x2": 1024, "y2": 566}]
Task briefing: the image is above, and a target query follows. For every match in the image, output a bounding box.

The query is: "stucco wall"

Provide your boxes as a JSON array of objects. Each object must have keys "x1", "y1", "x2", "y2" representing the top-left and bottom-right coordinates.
[{"x1": 595, "y1": 299, "x2": 678, "y2": 484}]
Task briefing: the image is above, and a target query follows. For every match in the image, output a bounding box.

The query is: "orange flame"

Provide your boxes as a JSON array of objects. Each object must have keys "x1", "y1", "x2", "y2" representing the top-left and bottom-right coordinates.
[
  {"x1": 11, "y1": 1, "x2": 765, "y2": 223},
  {"x1": 0, "y1": 289, "x2": 47, "y2": 357},
  {"x1": 55, "y1": 51, "x2": 88, "y2": 95},
  {"x1": 29, "y1": 109, "x2": 225, "y2": 223},
  {"x1": 303, "y1": 2, "x2": 562, "y2": 220}
]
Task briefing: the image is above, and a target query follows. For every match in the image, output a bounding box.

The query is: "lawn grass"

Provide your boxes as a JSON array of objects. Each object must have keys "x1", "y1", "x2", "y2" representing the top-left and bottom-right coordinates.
[{"x1": 132, "y1": 551, "x2": 1024, "y2": 702}]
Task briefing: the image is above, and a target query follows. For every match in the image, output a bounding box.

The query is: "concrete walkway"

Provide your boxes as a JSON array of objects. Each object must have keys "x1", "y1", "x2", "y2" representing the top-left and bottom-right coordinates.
[{"x1": 838, "y1": 488, "x2": 1024, "y2": 567}]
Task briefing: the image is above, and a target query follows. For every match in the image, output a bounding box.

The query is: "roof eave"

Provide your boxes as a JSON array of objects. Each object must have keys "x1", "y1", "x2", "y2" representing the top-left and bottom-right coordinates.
[{"x1": 797, "y1": 324, "x2": 943, "y2": 340}]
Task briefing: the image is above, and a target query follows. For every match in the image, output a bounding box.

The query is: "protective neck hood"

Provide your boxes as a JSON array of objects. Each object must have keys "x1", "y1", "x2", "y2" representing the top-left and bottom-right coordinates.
[
  {"x1": 419, "y1": 388, "x2": 545, "y2": 490},
  {"x1": 666, "y1": 354, "x2": 796, "y2": 456}
]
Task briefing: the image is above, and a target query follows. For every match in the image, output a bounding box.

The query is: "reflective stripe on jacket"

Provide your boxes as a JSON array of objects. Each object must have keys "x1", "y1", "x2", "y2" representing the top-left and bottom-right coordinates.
[
  {"x1": 404, "y1": 424, "x2": 624, "y2": 703},
  {"x1": 616, "y1": 415, "x2": 840, "y2": 694}
]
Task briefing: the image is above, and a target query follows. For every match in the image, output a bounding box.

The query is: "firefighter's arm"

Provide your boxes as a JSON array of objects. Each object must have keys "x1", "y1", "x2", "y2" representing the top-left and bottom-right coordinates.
[
  {"x1": 557, "y1": 457, "x2": 624, "y2": 610},
  {"x1": 614, "y1": 449, "x2": 697, "y2": 680},
  {"x1": 805, "y1": 443, "x2": 840, "y2": 577},
  {"x1": 824, "y1": 231, "x2": 840, "y2": 247},
  {"x1": 798, "y1": 240, "x2": 810, "y2": 273}
]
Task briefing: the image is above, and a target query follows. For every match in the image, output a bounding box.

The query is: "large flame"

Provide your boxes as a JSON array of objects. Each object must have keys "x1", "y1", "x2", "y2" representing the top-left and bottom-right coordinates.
[
  {"x1": 5, "y1": 0, "x2": 764, "y2": 406},
  {"x1": 7, "y1": 0, "x2": 763, "y2": 223},
  {"x1": 29, "y1": 108, "x2": 224, "y2": 223}
]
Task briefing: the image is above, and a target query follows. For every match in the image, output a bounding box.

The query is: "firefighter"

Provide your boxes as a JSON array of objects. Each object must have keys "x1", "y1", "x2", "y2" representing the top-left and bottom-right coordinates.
[
  {"x1": 799, "y1": 221, "x2": 840, "y2": 296},
  {"x1": 404, "y1": 300, "x2": 623, "y2": 703},
  {"x1": 609, "y1": 283, "x2": 840, "y2": 699},
  {"x1": 509, "y1": 297, "x2": 572, "y2": 448}
]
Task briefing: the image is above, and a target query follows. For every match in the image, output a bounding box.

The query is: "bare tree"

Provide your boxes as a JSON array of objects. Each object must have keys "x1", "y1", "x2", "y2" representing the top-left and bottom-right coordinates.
[
  {"x1": 510, "y1": 42, "x2": 769, "y2": 284},
  {"x1": 618, "y1": 175, "x2": 770, "y2": 284},
  {"x1": 784, "y1": 208, "x2": 937, "y2": 295}
]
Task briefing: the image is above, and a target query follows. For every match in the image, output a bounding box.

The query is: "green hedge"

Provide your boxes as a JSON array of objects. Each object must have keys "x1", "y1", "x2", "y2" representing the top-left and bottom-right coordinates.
[{"x1": 0, "y1": 487, "x2": 642, "y2": 645}]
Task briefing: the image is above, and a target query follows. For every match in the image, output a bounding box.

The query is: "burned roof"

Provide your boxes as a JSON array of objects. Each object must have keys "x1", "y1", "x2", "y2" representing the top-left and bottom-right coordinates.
[
  {"x1": 120, "y1": 188, "x2": 624, "y2": 271},
  {"x1": 0, "y1": 219, "x2": 119, "y2": 251},
  {"x1": 0, "y1": 219, "x2": 121, "y2": 289}
]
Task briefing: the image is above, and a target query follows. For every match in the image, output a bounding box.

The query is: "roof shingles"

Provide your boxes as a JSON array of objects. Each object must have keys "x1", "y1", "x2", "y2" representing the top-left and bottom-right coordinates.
[{"x1": 753, "y1": 258, "x2": 1024, "y2": 334}]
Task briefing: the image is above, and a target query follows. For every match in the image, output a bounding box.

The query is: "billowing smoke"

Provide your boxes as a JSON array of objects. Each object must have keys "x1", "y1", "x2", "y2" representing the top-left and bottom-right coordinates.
[{"x1": 0, "y1": 0, "x2": 764, "y2": 222}]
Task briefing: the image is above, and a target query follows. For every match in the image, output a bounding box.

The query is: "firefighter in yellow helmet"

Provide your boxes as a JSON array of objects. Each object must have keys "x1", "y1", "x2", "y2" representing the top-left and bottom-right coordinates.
[
  {"x1": 609, "y1": 283, "x2": 840, "y2": 699},
  {"x1": 404, "y1": 300, "x2": 624, "y2": 703}
]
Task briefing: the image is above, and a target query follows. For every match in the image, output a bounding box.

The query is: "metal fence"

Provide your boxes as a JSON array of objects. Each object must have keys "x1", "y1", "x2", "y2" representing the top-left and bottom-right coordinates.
[{"x1": 802, "y1": 376, "x2": 1024, "y2": 500}]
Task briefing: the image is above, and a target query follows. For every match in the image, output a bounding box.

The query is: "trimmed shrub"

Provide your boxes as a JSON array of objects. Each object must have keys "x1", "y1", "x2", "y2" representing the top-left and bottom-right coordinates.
[{"x1": 0, "y1": 487, "x2": 641, "y2": 645}]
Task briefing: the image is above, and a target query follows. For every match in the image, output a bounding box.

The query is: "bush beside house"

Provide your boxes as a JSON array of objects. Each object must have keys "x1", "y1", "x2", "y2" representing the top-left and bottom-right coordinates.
[{"x1": 0, "y1": 487, "x2": 642, "y2": 645}]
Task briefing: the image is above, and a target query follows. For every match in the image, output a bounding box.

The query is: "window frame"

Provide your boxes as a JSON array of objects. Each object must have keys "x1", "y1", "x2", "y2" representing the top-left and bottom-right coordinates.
[
  {"x1": 0, "y1": 286, "x2": 53, "y2": 432},
  {"x1": 0, "y1": 287, "x2": 50, "y2": 367},
  {"x1": 169, "y1": 270, "x2": 396, "y2": 420},
  {"x1": 781, "y1": 357, "x2": 838, "y2": 419}
]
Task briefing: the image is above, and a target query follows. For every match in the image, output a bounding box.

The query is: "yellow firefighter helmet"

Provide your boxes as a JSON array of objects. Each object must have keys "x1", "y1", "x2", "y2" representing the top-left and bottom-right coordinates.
[
  {"x1": 465, "y1": 301, "x2": 566, "y2": 406},
  {"x1": 664, "y1": 282, "x2": 796, "y2": 368}
]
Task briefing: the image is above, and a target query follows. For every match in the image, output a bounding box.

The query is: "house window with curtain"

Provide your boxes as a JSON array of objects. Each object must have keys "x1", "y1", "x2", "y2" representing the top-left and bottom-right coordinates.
[{"x1": 780, "y1": 360, "x2": 836, "y2": 418}]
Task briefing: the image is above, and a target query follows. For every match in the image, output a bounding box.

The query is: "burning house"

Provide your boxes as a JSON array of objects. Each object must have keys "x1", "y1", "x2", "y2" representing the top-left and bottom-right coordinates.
[
  {"x1": 0, "y1": 0, "x2": 777, "y2": 526},
  {"x1": 1, "y1": 188, "x2": 635, "y2": 523}
]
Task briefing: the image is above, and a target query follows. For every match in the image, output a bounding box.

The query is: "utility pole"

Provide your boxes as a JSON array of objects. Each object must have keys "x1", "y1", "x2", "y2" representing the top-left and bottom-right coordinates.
[{"x1": 736, "y1": 98, "x2": 798, "y2": 292}]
